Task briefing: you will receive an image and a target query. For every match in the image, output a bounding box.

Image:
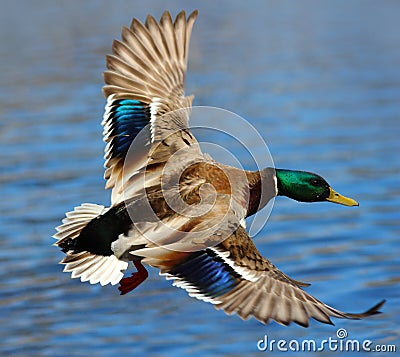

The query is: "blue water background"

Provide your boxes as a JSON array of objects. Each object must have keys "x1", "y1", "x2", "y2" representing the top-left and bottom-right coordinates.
[{"x1": 1, "y1": 1, "x2": 399, "y2": 356}]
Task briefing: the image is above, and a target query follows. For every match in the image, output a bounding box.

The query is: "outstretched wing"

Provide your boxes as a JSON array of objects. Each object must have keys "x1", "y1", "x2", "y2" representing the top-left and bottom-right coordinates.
[
  {"x1": 162, "y1": 226, "x2": 385, "y2": 326},
  {"x1": 102, "y1": 10, "x2": 199, "y2": 204}
]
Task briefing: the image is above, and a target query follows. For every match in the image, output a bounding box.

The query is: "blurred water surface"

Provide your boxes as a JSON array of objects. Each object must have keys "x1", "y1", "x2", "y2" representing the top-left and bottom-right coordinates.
[{"x1": 1, "y1": 1, "x2": 399, "y2": 356}]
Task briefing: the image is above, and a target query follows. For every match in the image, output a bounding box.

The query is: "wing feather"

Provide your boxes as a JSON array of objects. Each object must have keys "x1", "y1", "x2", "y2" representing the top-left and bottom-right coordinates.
[
  {"x1": 101, "y1": 11, "x2": 199, "y2": 203},
  {"x1": 162, "y1": 226, "x2": 384, "y2": 326}
]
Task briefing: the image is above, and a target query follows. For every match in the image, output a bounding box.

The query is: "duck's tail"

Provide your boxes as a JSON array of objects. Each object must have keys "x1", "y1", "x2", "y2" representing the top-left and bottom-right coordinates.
[{"x1": 53, "y1": 203, "x2": 128, "y2": 286}]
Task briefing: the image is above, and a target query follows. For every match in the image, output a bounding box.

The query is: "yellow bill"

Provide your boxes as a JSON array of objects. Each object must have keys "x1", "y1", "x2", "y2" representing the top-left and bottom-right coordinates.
[{"x1": 327, "y1": 188, "x2": 359, "y2": 206}]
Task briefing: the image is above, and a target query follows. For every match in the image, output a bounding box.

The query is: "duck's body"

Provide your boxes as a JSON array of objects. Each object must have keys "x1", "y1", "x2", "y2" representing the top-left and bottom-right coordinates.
[{"x1": 54, "y1": 10, "x2": 384, "y2": 326}]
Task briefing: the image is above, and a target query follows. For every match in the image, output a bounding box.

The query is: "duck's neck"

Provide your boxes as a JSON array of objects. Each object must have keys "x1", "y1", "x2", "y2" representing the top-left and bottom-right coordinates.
[
  {"x1": 247, "y1": 168, "x2": 319, "y2": 215},
  {"x1": 246, "y1": 168, "x2": 278, "y2": 216}
]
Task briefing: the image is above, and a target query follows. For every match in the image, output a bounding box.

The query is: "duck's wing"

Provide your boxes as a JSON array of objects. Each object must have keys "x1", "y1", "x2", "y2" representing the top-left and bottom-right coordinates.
[
  {"x1": 102, "y1": 10, "x2": 199, "y2": 204},
  {"x1": 162, "y1": 226, "x2": 385, "y2": 326}
]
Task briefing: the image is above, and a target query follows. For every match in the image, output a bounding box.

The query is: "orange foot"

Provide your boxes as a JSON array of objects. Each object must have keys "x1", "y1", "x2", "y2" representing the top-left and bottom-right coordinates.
[{"x1": 118, "y1": 260, "x2": 148, "y2": 295}]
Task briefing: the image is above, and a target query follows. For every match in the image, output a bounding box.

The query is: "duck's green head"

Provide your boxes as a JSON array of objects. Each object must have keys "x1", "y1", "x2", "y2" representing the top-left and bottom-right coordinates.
[{"x1": 275, "y1": 169, "x2": 358, "y2": 206}]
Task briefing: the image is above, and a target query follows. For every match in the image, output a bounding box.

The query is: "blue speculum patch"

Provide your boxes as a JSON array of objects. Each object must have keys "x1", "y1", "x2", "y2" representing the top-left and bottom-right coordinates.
[
  {"x1": 170, "y1": 250, "x2": 240, "y2": 299},
  {"x1": 108, "y1": 99, "x2": 150, "y2": 158}
]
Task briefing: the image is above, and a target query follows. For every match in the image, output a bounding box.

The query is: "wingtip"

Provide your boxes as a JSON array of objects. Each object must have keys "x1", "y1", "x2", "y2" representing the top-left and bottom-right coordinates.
[
  {"x1": 161, "y1": 10, "x2": 173, "y2": 23},
  {"x1": 364, "y1": 299, "x2": 386, "y2": 316},
  {"x1": 294, "y1": 319, "x2": 309, "y2": 328},
  {"x1": 170, "y1": 10, "x2": 198, "y2": 24},
  {"x1": 190, "y1": 9, "x2": 199, "y2": 18},
  {"x1": 145, "y1": 13, "x2": 158, "y2": 28},
  {"x1": 344, "y1": 299, "x2": 386, "y2": 319}
]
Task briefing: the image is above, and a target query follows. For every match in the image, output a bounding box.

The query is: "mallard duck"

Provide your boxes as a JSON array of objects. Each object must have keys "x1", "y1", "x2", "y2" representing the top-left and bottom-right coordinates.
[{"x1": 54, "y1": 10, "x2": 384, "y2": 327}]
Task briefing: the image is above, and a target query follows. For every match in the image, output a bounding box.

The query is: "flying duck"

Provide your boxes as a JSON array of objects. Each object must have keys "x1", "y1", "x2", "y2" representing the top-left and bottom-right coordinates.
[{"x1": 54, "y1": 10, "x2": 384, "y2": 327}]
